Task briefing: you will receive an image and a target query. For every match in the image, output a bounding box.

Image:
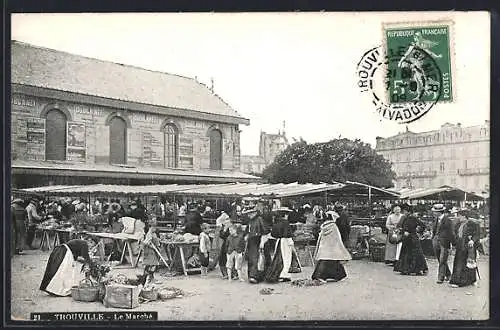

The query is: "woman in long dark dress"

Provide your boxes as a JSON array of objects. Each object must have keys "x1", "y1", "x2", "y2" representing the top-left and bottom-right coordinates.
[
  {"x1": 393, "y1": 212, "x2": 428, "y2": 276},
  {"x1": 40, "y1": 239, "x2": 94, "y2": 296},
  {"x1": 311, "y1": 213, "x2": 352, "y2": 282},
  {"x1": 449, "y1": 209, "x2": 481, "y2": 287},
  {"x1": 265, "y1": 208, "x2": 297, "y2": 283},
  {"x1": 243, "y1": 208, "x2": 267, "y2": 283}
]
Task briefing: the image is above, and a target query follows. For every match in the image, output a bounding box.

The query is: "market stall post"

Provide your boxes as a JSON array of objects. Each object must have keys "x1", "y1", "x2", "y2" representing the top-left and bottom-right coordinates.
[{"x1": 368, "y1": 186, "x2": 372, "y2": 243}]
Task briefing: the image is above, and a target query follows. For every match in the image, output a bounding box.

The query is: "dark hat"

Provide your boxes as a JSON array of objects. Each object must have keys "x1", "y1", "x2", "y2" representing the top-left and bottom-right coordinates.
[
  {"x1": 457, "y1": 208, "x2": 471, "y2": 217},
  {"x1": 334, "y1": 202, "x2": 344, "y2": 211}
]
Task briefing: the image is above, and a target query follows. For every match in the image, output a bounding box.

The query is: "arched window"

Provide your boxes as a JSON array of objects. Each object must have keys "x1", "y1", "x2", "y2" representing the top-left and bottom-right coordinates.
[
  {"x1": 45, "y1": 109, "x2": 67, "y2": 161},
  {"x1": 164, "y1": 124, "x2": 178, "y2": 168},
  {"x1": 209, "y1": 129, "x2": 223, "y2": 170},
  {"x1": 109, "y1": 116, "x2": 127, "y2": 164}
]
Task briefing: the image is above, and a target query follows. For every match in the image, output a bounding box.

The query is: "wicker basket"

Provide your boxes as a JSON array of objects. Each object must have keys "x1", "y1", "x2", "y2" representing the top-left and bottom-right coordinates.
[
  {"x1": 369, "y1": 244, "x2": 386, "y2": 262},
  {"x1": 71, "y1": 279, "x2": 99, "y2": 302},
  {"x1": 140, "y1": 288, "x2": 159, "y2": 301}
]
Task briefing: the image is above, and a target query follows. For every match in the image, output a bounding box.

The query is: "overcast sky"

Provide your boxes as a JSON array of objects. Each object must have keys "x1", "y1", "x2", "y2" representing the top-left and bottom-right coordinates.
[{"x1": 11, "y1": 12, "x2": 490, "y2": 155}]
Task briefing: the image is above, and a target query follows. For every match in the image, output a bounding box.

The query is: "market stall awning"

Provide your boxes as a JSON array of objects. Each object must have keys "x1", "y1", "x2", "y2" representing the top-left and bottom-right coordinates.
[
  {"x1": 326, "y1": 181, "x2": 400, "y2": 199},
  {"x1": 17, "y1": 182, "x2": 347, "y2": 199},
  {"x1": 399, "y1": 185, "x2": 484, "y2": 201}
]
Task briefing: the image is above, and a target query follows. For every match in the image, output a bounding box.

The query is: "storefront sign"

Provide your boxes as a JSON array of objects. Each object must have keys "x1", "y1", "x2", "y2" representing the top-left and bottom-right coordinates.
[
  {"x1": 26, "y1": 117, "x2": 45, "y2": 161},
  {"x1": 67, "y1": 122, "x2": 86, "y2": 162},
  {"x1": 67, "y1": 104, "x2": 104, "y2": 117},
  {"x1": 179, "y1": 137, "x2": 194, "y2": 168},
  {"x1": 12, "y1": 94, "x2": 36, "y2": 107},
  {"x1": 67, "y1": 148, "x2": 87, "y2": 162},
  {"x1": 133, "y1": 113, "x2": 161, "y2": 124},
  {"x1": 142, "y1": 132, "x2": 162, "y2": 164}
]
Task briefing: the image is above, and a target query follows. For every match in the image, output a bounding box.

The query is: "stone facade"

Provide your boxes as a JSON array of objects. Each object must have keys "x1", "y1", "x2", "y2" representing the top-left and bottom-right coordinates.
[
  {"x1": 240, "y1": 130, "x2": 289, "y2": 174},
  {"x1": 11, "y1": 93, "x2": 242, "y2": 171},
  {"x1": 375, "y1": 122, "x2": 490, "y2": 194}
]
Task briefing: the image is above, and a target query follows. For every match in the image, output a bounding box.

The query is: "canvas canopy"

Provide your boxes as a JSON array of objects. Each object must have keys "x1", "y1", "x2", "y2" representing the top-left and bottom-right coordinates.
[
  {"x1": 395, "y1": 185, "x2": 484, "y2": 201},
  {"x1": 18, "y1": 181, "x2": 400, "y2": 200},
  {"x1": 19, "y1": 182, "x2": 350, "y2": 199}
]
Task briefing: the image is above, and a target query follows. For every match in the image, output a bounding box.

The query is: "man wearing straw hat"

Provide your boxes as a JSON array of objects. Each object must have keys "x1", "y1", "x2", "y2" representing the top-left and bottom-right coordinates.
[{"x1": 431, "y1": 203, "x2": 454, "y2": 284}]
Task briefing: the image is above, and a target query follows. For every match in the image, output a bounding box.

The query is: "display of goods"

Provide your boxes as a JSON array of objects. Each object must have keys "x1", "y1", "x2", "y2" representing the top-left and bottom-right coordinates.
[
  {"x1": 71, "y1": 279, "x2": 99, "y2": 302},
  {"x1": 173, "y1": 234, "x2": 185, "y2": 242},
  {"x1": 369, "y1": 244, "x2": 386, "y2": 262},
  {"x1": 103, "y1": 284, "x2": 141, "y2": 309},
  {"x1": 369, "y1": 233, "x2": 387, "y2": 245},
  {"x1": 182, "y1": 233, "x2": 199, "y2": 243},
  {"x1": 109, "y1": 273, "x2": 128, "y2": 285},
  {"x1": 158, "y1": 287, "x2": 184, "y2": 300},
  {"x1": 351, "y1": 225, "x2": 370, "y2": 234}
]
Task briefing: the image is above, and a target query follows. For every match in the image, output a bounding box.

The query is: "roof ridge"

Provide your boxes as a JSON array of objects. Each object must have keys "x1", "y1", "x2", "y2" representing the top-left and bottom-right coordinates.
[{"x1": 12, "y1": 39, "x2": 197, "y2": 82}]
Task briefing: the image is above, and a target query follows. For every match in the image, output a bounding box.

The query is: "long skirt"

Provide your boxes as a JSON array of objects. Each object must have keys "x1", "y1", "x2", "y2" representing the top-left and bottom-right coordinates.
[
  {"x1": 265, "y1": 238, "x2": 294, "y2": 283},
  {"x1": 393, "y1": 235, "x2": 428, "y2": 274},
  {"x1": 449, "y1": 247, "x2": 477, "y2": 287},
  {"x1": 311, "y1": 260, "x2": 347, "y2": 281},
  {"x1": 247, "y1": 235, "x2": 265, "y2": 282},
  {"x1": 40, "y1": 245, "x2": 85, "y2": 296},
  {"x1": 384, "y1": 233, "x2": 398, "y2": 262}
]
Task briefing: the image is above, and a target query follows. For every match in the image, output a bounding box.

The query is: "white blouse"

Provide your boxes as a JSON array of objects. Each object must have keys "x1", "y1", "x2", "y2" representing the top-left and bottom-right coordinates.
[{"x1": 386, "y1": 213, "x2": 402, "y2": 230}]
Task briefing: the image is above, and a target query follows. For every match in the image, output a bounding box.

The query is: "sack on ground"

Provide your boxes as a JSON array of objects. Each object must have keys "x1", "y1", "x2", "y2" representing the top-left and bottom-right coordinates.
[{"x1": 104, "y1": 284, "x2": 141, "y2": 309}]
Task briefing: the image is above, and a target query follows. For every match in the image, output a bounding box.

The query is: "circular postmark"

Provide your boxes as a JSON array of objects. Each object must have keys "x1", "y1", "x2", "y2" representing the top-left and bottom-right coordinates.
[{"x1": 356, "y1": 45, "x2": 442, "y2": 124}]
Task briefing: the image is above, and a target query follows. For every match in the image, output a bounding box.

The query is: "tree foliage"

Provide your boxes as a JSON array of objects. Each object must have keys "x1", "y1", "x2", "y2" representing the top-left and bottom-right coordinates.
[{"x1": 261, "y1": 138, "x2": 396, "y2": 188}]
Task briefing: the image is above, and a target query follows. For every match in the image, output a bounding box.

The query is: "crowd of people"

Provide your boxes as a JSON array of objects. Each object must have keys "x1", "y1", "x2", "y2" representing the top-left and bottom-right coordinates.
[
  {"x1": 11, "y1": 194, "x2": 484, "y2": 298},
  {"x1": 384, "y1": 203, "x2": 484, "y2": 288}
]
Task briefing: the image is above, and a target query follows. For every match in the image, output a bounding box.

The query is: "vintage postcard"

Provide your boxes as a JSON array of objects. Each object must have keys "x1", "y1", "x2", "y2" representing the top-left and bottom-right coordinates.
[{"x1": 9, "y1": 11, "x2": 490, "y2": 322}]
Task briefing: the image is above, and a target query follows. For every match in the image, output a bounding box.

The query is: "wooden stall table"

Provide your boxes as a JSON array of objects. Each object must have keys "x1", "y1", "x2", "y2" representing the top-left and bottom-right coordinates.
[
  {"x1": 37, "y1": 227, "x2": 54, "y2": 251},
  {"x1": 161, "y1": 241, "x2": 201, "y2": 276},
  {"x1": 86, "y1": 232, "x2": 143, "y2": 268},
  {"x1": 37, "y1": 226, "x2": 89, "y2": 251},
  {"x1": 293, "y1": 239, "x2": 316, "y2": 267}
]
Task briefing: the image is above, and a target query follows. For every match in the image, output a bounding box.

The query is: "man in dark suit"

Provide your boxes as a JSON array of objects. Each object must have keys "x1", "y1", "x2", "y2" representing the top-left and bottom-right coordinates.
[
  {"x1": 184, "y1": 204, "x2": 202, "y2": 236},
  {"x1": 334, "y1": 202, "x2": 350, "y2": 246},
  {"x1": 431, "y1": 203, "x2": 454, "y2": 283}
]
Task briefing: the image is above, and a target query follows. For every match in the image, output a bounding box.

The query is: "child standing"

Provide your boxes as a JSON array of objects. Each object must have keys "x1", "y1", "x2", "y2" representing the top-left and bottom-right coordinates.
[
  {"x1": 142, "y1": 219, "x2": 161, "y2": 285},
  {"x1": 226, "y1": 225, "x2": 246, "y2": 282},
  {"x1": 199, "y1": 223, "x2": 211, "y2": 276}
]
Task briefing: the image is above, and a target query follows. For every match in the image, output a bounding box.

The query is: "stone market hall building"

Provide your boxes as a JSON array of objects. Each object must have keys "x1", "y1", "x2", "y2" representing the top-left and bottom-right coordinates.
[{"x1": 11, "y1": 41, "x2": 258, "y2": 188}]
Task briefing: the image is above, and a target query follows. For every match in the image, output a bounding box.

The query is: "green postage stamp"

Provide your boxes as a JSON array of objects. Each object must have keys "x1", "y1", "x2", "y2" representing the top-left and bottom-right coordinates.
[{"x1": 384, "y1": 21, "x2": 454, "y2": 104}]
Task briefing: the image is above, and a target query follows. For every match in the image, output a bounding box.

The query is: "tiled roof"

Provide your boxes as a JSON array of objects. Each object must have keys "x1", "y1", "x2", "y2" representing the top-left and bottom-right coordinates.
[{"x1": 11, "y1": 41, "x2": 246, "y2": 120}]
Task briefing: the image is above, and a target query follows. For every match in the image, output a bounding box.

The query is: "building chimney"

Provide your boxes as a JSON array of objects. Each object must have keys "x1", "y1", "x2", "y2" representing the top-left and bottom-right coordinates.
[
  {"x1": 406, "y1": 125, "x2": 409, "y2": 132},
  {"x1": 194, "y1": 76, "x2": 198, "y2": 82},
  {"x1": 282, "y1": 120, "x2": 286, "y2": 136},
  {"x1": 210, "y1": 77, "x2": 214, "y2": 93}
]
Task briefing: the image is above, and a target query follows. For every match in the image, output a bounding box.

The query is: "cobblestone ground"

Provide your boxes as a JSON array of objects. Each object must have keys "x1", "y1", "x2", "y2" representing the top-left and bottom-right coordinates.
[{"x1": 10, "y1": 249, "x2": 489, "y2": 321}]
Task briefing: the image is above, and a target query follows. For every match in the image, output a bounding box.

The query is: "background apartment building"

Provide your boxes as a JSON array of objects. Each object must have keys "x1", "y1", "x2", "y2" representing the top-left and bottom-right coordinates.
[{"x1": 375, "y1": 121, "x2": 490, "y2": 194}]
